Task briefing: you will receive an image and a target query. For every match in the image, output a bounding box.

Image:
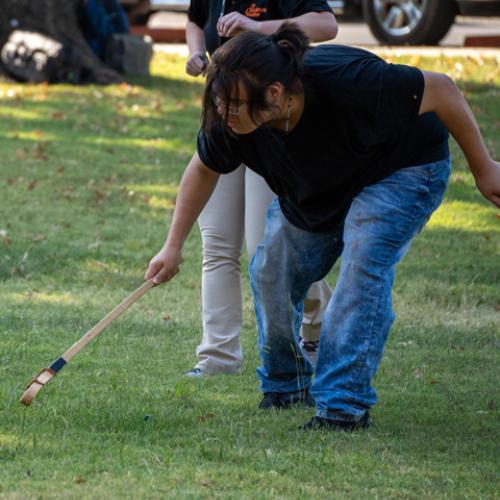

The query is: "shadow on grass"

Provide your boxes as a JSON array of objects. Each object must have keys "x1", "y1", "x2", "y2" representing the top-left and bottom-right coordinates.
[{"x1": 0, "y1": 73, "x2": 205, "y2": 167}]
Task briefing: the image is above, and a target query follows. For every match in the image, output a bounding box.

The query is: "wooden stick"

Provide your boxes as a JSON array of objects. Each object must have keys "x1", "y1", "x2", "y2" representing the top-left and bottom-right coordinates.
[
  {"x1": 20, "y1": 280, "x2": 155, "y2": 406},
  {"x1": 63, "y1": 280, "x2": 154, "y2": 362}
]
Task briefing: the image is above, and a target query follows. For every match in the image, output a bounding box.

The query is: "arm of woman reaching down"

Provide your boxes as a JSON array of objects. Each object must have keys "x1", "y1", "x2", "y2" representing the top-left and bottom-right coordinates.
[
  {"x1": 145, "y1": 153, "x2": 220, "y2": 284},
  {"x1": 420, "y1": 71, "x2": 500, "y2": 208}
]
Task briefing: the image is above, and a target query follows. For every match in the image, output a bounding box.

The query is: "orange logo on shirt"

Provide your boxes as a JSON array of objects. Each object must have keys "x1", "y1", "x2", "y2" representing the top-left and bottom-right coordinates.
[{"x1": 245, "y1": 3, "x2": 267, "y2": 18}]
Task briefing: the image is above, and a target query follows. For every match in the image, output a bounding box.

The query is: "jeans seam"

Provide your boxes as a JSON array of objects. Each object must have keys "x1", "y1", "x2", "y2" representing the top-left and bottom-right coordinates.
[
  {"x1": 349, "y1": 270, "x2": 387, "y2": 388},
  {"x1": 349, "y1": 168, "x2": 433, "y2": 387},
  {"x1": 397, "y1": 167, "x2": 432, "y2": 241}
]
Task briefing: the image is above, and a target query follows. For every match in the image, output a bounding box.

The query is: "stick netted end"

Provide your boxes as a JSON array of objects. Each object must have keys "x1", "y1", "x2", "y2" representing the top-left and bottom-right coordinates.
[{"x1": 20, "y1": 368, "x2": 56, "y2": 406}]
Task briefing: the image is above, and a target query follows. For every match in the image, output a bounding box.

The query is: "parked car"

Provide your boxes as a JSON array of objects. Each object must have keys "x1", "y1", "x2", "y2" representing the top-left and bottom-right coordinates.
[
  {"x1": 120, "y1": 0, "x2": 500, "y2": 46},
  {"x1": 342, "y1": 0, "x2": 500, "y2": 45}
]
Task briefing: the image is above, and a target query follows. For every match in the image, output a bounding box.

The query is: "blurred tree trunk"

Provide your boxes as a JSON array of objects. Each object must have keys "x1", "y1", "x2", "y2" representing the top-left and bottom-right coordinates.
[{"x1": 0, "y1": 0, "x2": 122, "y2": 83}]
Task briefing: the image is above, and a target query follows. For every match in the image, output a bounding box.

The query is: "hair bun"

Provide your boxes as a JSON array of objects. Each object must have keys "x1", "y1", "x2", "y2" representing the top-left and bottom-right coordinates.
[{"x1": 270, "y1": 23, "x2": 309, "y2": 62}]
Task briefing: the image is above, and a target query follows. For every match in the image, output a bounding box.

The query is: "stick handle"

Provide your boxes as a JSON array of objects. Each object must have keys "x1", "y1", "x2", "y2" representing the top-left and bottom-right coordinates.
[{"x1": 62, "y1": 280, "x2": 155, "y2": 362}]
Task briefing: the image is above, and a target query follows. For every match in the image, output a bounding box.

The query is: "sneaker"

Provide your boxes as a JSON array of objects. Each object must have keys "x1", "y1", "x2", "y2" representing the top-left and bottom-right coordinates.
[
  {"x1": 259, "y1": 390, "x2": 315, "y2": 410},
  {"x1": 299, "y1": 337, "x2": 319, "y2": 368},
  {"x1": 185, "y1": 367, "x2": 206, "y2": 378},
  {"x1": 301, "y1": 413, "x2": 372, "y2": 431}
]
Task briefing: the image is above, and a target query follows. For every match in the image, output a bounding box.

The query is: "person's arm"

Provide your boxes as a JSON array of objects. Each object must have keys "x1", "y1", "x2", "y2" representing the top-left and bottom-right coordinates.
[
  {"x1": 217, "y1": 11, "x2": 337, "y2": 42},
  {"x1": 419, "y1": 71, "x2": 500, "y2": 208},
  {"x1": 186, "y1": 20, "x2": 209, "y2": 77},
  {"x1": 145, "y1": 153, "x2": 220, "y2": 284}
]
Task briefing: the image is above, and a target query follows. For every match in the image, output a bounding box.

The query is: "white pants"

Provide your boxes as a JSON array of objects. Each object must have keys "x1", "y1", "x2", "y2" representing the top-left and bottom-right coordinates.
[{"x1": 196, "y1": 166, "x2": 332, "y2": 374}]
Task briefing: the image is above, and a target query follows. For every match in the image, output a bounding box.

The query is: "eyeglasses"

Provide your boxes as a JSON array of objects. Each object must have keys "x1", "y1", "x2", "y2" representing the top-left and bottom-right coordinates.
[{"x1": 214, "y1": 97, "x2": 248, "y2": 116}]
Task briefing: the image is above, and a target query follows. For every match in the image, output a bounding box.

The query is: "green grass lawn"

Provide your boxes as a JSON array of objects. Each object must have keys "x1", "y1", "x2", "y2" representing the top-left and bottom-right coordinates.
[{"x1": 0, "y1": 51, "x2": 499, "y2": 498}]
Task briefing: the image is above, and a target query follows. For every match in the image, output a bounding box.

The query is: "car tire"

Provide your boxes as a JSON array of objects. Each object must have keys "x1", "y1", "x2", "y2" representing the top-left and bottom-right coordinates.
[{"x1": 363, "y1": 0, "x2": 457, "y2": 45}]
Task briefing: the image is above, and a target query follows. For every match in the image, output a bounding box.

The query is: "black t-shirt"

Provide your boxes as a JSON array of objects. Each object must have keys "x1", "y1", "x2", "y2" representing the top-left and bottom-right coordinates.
[
  {"x1": 197, "y1": 45, "x2": 449, "y2": 232},
  {"x1": 188, "y1": 0, "x2": 333, "y2": 54}
]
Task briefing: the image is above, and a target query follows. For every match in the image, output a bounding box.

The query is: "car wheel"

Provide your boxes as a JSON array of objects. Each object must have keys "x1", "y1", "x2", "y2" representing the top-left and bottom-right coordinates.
[{"x1": 363, "y1": 0, "x2": 457, "y2": 45}]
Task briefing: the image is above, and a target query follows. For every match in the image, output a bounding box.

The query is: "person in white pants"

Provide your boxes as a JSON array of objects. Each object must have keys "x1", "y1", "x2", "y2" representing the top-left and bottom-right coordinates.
[
  {"x1": 195, "y1": 166, "x2": 332, "y2": 375},
  {"x1": 184, "y1": 0, "x2": 338, "y2": 376}
]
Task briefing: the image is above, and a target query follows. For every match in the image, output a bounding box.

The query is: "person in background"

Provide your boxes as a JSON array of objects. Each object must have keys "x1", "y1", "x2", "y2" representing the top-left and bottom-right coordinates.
[
  {"x1": 79, "y1": 0, "x2": 129, "y2": 60},
  {"x1": 183, "y1": 1, "x2": 338, "y2": 378},
  {"x1": 146, "y1": 25, "x2": 500, "y2": 428}
]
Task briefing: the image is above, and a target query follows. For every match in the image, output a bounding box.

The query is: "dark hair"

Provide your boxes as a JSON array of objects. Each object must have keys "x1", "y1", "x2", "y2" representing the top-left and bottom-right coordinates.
[{"x1": 202, "y1": 23, "x2": 310, "y2": 133}]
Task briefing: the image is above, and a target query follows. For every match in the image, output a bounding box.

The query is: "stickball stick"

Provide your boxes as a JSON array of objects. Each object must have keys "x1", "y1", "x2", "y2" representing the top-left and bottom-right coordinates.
[{"x1": 20, "y1": 280, "x2": 156, "y2": 406}]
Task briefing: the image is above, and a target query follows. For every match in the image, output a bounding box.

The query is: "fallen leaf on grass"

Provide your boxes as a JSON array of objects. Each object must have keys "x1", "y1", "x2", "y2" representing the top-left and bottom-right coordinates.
[
  {"x1": 59, "y1": 190, "x2": 76, "y2": 201},
  {"x1": 128, "y1": 86, "x2": 140, "y2": 97},
  {"x1": 104, "y1": 173, "x2": 118, "y2": 184},
  {"x1": 31, "y1": 234, "x2": 45, "y2": 243},
  {"x1": 33, "y1": 143, "x2": 48, "y2": 160},
  {"x1": 93, "y1": 190, "x2": 107, "y2": 204},
  {"x1": 197, "y1": 412, "x2": 215, "y2": 422},
  {"x1": 10, "y1": 266, "x2": 23, "y2": 276},
  {"x1": 15, "y1": 148, "x2": 27, "y2": 160}
]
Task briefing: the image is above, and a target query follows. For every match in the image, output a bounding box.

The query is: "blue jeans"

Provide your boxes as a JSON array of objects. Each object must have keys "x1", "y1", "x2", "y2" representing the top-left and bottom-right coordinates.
[{"x1": 250, "y1": 157, "x2": 451, "y2": 421}]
